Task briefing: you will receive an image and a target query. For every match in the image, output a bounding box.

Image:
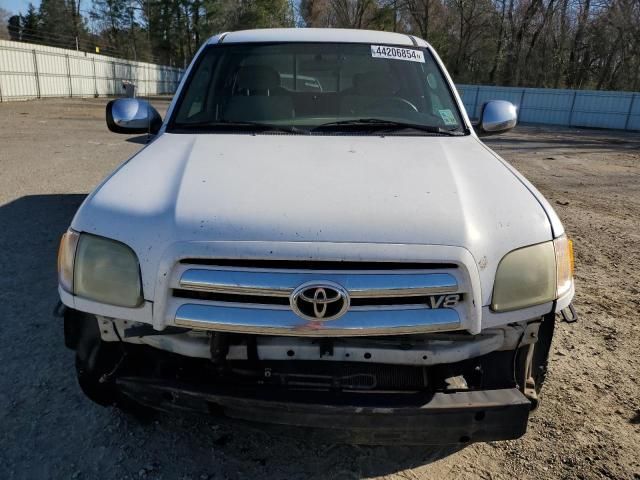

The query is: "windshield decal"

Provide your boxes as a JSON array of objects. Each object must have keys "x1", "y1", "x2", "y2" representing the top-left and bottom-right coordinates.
[
  {"x1": 438, "y1": 109, "x2": 458, "y2": 126},
  {"x1": 371, "y1": 45, "x2": 425, "y2": 63}
]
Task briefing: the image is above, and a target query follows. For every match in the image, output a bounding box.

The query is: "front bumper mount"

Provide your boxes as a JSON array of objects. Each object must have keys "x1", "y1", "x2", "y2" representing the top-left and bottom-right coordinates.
[{"x1": 117, "y1": 377, "x2": 531, "y2": 445}]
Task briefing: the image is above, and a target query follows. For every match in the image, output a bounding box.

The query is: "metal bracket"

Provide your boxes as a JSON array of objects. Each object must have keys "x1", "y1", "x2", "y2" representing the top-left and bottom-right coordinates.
[
  {"x1": 123, "y1": 324, "x2": 190, "y2": 338},
  {"x1": 319, "y1": 339, "x2": 334, "y2": 358},
  {"x1": 560, "y1": 303, "x2": 578, "y2": 323},
  {"x1": 210, "y1": 332, "x2": 230, "y2": 364}
]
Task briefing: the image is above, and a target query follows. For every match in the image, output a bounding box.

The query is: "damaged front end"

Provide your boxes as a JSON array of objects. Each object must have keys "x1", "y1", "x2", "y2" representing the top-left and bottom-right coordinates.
[{"x1": 63, "y1": 307, "x2": 554, "y2": 445}]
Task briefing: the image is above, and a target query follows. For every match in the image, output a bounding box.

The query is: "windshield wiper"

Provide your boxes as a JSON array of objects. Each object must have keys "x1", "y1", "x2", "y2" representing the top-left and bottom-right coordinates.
[
  {"x1": 311, "y1": 118, "x2": 464, "y2": 136},
  {"x1": 172, "y1": 120, "x2": 308, "y2": 135}
]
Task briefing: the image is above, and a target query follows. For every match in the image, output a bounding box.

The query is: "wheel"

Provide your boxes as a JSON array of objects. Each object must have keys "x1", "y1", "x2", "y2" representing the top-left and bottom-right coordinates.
[
  {"x1": 76, "y1": 353, "x2": 118, "y2": 406},
  {"x1": 75, "y1": 336, "x2": 157, "y2": 423}
]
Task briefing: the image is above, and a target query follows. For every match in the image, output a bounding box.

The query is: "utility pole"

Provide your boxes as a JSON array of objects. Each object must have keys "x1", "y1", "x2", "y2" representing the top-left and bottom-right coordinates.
[{"x1": 393, "y1": 0, "x2": 398, "y2": 32}]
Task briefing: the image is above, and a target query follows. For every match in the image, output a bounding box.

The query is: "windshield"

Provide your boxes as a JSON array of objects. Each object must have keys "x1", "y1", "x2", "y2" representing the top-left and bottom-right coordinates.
[{"x1": 169, "y1": 42, "x2": 466, "y2": 135}]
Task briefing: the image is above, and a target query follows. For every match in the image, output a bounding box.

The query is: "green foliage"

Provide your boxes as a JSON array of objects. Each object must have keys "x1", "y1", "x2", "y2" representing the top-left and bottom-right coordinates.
[
  {"x1": 234, "y1": 0, "x2": 294, "y2": 29},
  {"x1": 23, "y1": 4, "x2": 40, "y2": 34},
  {"x1": 9, "y1": 0, "x2": 88, "y2": 49},
  {"x1": 38, "y1": 0, "x2": 87, "y2": 48}
]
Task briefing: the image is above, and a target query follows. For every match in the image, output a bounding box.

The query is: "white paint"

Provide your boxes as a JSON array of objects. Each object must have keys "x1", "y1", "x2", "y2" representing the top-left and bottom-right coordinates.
[{"x1": 215, "y1": 28, "x2": 417, "y2": 46}]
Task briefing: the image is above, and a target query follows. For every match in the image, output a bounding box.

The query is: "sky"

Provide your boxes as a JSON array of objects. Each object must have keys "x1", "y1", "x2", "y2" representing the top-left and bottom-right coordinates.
[{"x1": 1, "y1": 0, "x2": 40, "y2": 15}]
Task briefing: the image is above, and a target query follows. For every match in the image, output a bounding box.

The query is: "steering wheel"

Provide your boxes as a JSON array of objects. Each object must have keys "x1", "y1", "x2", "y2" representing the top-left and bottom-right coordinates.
[{"x1": 364, "y1": 97, "x2": 419, "y2": 113}]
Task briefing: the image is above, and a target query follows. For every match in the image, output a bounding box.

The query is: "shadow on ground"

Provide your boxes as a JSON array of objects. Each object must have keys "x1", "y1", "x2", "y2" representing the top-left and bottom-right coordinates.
[
  {"x1": 0, "y1": 194, "x2": 86, "y2": 299},
  {"x1": 0, "y1": 194, "x2": 463, "y2": 479},
  {"x1": 485, "y1": 125, "x2": 640, "y2": 152}
]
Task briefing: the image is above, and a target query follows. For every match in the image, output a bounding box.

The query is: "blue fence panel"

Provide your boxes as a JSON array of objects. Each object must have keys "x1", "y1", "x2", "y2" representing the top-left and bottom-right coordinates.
[
  {"x1": 456, "y1": 85, "x2": 478, "y2": 118},
  {"x1": 455, "y1": 84, "x2": 639, "y2": 131},
  {"x1": 627, "y1": 94, "x2": 640, "y2": 131},
  {"x1": 571, "y1": 91, "x2": 632, "y2": 129},
  {"x1": 519, "y1": 88, "x2": 574, "y2": 125}
]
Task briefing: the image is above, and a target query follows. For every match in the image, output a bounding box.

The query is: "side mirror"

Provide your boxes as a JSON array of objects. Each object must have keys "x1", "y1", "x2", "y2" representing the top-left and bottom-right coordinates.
[
  {"x1": 476, "y1": 100, "x2": 517, "y2": 136},
  {"x1": 106, "y1": 98, "x2": 162, "y2": 135}
]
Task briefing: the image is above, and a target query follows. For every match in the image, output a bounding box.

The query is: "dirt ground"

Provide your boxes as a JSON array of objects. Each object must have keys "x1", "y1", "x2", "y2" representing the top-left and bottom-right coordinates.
[{"x1": 0, "y1": 98, "x2": 638, "y2": 480}]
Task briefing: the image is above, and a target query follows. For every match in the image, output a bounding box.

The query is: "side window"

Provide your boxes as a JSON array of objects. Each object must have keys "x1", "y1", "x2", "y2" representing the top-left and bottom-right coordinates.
[{"x1": 179, "y1": 54, "x2": 218, "y2": 120}]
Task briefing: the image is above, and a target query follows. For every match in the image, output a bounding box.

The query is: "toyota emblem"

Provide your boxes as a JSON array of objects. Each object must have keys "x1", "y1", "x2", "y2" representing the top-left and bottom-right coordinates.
[{"x1": 290, "y1": 282, "x2": 350, "y2": 321}]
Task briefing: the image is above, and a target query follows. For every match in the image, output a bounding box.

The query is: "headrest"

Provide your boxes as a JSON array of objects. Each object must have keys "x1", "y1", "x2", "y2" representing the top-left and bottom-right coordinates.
[{"x1": 235, "y1": 65, "x2": 281, "y2": 92}]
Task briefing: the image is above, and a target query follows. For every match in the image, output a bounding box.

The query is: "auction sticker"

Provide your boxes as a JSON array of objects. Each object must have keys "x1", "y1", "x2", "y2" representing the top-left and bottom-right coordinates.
[
  {"x1": 438, "y1": 109, "x2": 458, "y2": 126},
  {"x1": 371, "y1": 45, "x2": 425, "y2": 63}
]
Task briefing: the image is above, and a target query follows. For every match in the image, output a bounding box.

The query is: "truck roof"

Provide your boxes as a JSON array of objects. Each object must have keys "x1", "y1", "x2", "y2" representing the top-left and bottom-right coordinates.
[{"x1": 206, "y1": 28, "x2": 428, "y2": 47}]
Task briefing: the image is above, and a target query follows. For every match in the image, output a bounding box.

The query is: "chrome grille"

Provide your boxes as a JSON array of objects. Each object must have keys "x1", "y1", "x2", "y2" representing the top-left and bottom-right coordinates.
[
  {"x1": 169, "y1": 261, "x2": 467, "y2": 337},
  {"x1": 178, "y1": 259, "x2": 458, "y2": 270},
  {"x1": 178, "y1": 268, "x2": 458, "y2": 298}
]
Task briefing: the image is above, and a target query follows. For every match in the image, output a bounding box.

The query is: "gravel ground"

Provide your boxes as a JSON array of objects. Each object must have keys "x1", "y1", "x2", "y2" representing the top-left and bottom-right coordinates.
[{"x1": 0, "y1": 98, "x2": 639, "y2": 480}]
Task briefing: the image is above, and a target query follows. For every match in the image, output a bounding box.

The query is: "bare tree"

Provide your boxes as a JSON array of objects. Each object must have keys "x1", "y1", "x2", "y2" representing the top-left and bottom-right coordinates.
[{"x1": 330, "y1": 0, "x2": 376, "y2": 27}]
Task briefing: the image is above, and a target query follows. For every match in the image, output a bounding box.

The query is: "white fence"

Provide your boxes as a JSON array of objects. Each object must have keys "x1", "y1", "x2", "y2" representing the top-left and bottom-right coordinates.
[
  {"x1": 457, "y1": 84, "x2": 640, "y2": 131},
  {"x1": 0, "y1": 39, "x2": 183, "y2": 101}
]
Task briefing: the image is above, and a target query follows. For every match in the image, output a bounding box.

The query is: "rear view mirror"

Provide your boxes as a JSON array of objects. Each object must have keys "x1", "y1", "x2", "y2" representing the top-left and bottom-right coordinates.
[
  {"x1": 476, "y1": 100, "x2": 517, "y2": 136},
  {"x1": 106, "y1": 98, "x2": 162, "y2": 135}
]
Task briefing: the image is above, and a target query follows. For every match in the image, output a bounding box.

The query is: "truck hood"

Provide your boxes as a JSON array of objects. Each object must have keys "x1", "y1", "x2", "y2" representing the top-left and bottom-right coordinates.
[{"x1": 73, "y1": 133, "x2": 553, "y2": 302}]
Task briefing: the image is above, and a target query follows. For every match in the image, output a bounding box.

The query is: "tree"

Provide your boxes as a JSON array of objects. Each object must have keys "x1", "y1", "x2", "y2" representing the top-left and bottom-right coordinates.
[
  {"x1": 35, "y1": 0, "x2": 89, "y2": 48},
  {"x1": 300, "y1": 0, "x2": 336, "y2": 26},
  {"x1": 330, "y1": 0, "x2": 377, "y2": 28},
  {"x1": 21, "y1": 4, "x2": 41, "y2": 43},
  {"x1": 235, "y1": 0, "x2": 294, "y2": 29},
  {"x1": 0, "y1": 8, "x2": 11, "y2": 40},
  {"x1": 6, "y1": 0, "x2": 640, "y2": 91},
  {"x1": 406, "y1": 0, "x2": 435, "y2": 38}
]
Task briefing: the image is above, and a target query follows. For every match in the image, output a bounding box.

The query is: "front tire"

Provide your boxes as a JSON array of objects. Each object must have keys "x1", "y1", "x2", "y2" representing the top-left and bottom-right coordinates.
[
  {"x1": 75, "y1": 347, "x2": 156, "y2": 422},
  {"x1": 69, "y1": 311, "x2": 155, "y2": 421},
  {"x1": 75, "y1": 349, "x2": 119, "y2": 407}
]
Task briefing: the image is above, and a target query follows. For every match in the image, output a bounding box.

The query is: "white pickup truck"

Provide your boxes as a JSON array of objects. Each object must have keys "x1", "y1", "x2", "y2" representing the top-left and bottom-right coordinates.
[{"x1": 58, "y1": 28, "x2": 575, "y2": 445}]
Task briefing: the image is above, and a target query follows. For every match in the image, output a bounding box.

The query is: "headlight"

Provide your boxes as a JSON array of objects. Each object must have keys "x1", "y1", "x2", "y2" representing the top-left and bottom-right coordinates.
[
  {"x1": 554, "y1": 234, "x2": 574, "y2": 298},
  {"x1": 491, "y1": 236, "x2": 574, "y2": 312},
  {"x1": 57, "y1": 230, "x2": 143, "y2": 307},
  {"x1": 491, "y1": 241, "x2": 556, "y2": 312},
  {"x1": 58, "y1": 230, "x2": 80, "y2": 292}
]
